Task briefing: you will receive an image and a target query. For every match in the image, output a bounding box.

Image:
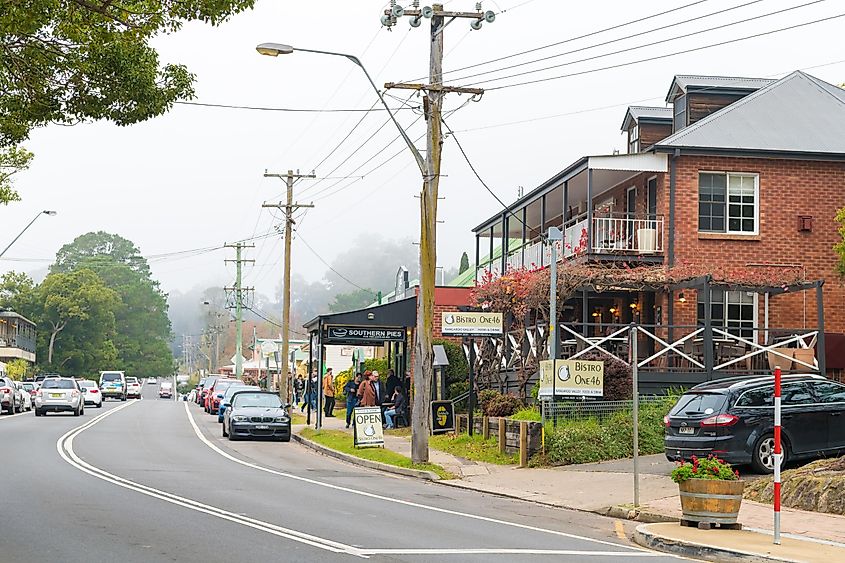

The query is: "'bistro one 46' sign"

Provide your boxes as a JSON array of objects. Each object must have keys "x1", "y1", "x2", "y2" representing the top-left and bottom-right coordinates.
[
  {"x1": 440, "y1": 312, "x2": 503, "y2": 336},
  {"x1": 538, "y1": 359, "x2": 604, "y2": 398}
]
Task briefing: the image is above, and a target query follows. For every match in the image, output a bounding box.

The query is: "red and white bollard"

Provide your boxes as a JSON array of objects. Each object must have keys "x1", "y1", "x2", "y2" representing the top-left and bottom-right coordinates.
[{"x1": 773, "y1": 366, "x2": 782, "y2": 545}]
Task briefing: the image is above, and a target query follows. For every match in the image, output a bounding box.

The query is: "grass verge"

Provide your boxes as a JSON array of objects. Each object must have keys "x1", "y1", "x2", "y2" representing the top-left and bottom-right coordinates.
[
  {"x1": 300, "y1": 428, "x2": 455, "y2": 480},
  {"x1": 430, "y1": 433, "x2": 518, "y2": 465}
]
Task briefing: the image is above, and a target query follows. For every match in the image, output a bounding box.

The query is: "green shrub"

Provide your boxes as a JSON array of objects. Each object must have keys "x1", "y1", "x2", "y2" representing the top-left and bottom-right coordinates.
[
  {"x1": 577, "y1": 352, "x2": 632, "y2": 401},
  {"x1": 478, "y1": 389, "x2": 499, "y2": 414},
  {"x1": 484, "y1": 394, "x2": 522, "y2": 417},
  {"x1": 334, "y1": 370, "x2": 354, "y2": 402},
  {"x1": 671, "y1": 455, "x2": 739, "y2": 483},
  {"x1": 432, "y1": 338, "x2": 468, "y2": 387},
  {"x1": 510, "y1": 407, "x2": 542, "y2": 421},
  {"x1": 543, "y1": 397, "x2": 673, "y2": 465}
]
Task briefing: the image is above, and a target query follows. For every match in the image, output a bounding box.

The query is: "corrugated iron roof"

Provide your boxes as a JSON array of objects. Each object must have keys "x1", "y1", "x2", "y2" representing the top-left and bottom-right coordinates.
[
  {"x1": 655, "y1": 71, "x2": 845, "y2": 155},
  {"x1": 620, "y1": 106, "x2": 672, "y2": 130},
  {"x1": 666, "y1": 74, "x2": 776, "y2": 102}
]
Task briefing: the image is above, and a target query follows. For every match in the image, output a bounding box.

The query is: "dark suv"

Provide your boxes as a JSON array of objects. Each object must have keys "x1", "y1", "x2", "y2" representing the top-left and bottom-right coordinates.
[{"x1": 665, "y1": 375, "x2": 845, "y2": 473}]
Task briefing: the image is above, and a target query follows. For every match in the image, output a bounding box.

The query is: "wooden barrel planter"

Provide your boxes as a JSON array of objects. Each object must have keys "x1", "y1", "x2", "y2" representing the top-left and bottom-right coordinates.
[{"x1": 678, "y1": 478, "x2": 745, "y2": 528}]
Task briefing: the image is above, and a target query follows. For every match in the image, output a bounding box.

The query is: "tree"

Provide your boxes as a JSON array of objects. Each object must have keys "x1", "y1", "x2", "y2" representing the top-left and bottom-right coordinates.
[
  {"x1": 459, "y1": 252, "x2": 470, "y2": 274},
  {"x1": 835, "y1": 207, "x2": 845, "y2": 276},
  {"x1": 329, "y1": 288, "x2": 376, "y2": 312},
  {"x1": 0, "y1": 1, "x2": 255, "y2": 202},
  {"x1": 38, "y1": 269, "x2": 119, "y2": 367},
  {"x1": 0, "y1": 146, "x2": 33, "y2": 205},
  {"x1": 0, "y1": 271, "x2": 36, "y2": 313},
  {"x1": 5, "y1": 358, "x2": 29, "y2": 381},
  {"x1": 52, "y1": 231, "x2": 151, "y2": 277}
]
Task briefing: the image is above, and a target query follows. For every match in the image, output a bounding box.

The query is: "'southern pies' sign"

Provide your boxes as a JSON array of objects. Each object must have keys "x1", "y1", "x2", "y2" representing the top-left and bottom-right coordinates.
[
  {"x1": 353, "y1": 406, "x2": 384, "y2": 448},
  {"x1": 538, "y1": 359, "x2": 604, "y2": 397},
  {"x1": 440, "y1": 312, "x2": 503, "y2": 336},
  {"x1": 325, "y1": 326, "x2": 405, "y2": 344}
]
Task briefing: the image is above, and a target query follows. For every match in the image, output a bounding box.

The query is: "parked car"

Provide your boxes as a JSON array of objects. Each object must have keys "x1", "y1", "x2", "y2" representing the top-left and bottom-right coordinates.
[
  {"x1": 665, "y1": 374, "x2": 845, "y2": 473},
  {"x1": 21, "y1": 381, "x2": 38, "y2": 407},
  {"x1": 99, "y1": 371, "x2": 127, "y2": 401},
  {"x1": 77, "y1": 379, "x2": 103, "y2": 408},
  {"x1": 14, "y1": 381, "x2": 32, "y2": 412},
  {"x1": 35, "y1": 377, "x2": 84, "y2": 416},
  {"x1": 159, "y1": 381, "x2": 173, "y2": 399},
  {"x1": 148, "y1": 377, "x2": 158, "y2": 385},
  {"x1": 126, "y1": 377, "x2": 142, "y2": 399},
  {"x1": 218, "y1": 385, "x2": 260, "y2": 423},
  {"x1": 194, "y1": 377, "x2": 208, "y2": 404},
  {"x1": 0, "y1": 376, "x2": 22, "y2": 414},
  {"x1": 205, "y1": 379, "x2": 242, "y2": 415},
  {"x1": 199, "y1": 375, "x2": 220, "y2": 408},
  {"x1": 222, "y1": 390, "x2": 291, "y2": 442}
]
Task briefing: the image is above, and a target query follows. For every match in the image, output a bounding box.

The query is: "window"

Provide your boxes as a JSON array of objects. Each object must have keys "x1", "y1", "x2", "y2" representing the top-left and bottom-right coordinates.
[
  {"x1": 647, "y1": 177, "x2": 657, "y2": 220},
  {"x1": 629, "y1": 124, "x2": 639, "y2": 154},
  {"x1": 782, "y1": 383, "x2": 815, "y2": 406},
  {"x1": 697, "y1": 289, "x2": 755, "y2": 338},
  {"x1": 812, "y1": 382, "x2": 845, "y2": 404},
  {"x1": 626, "y1": 186, "x2": 636, "y2": 218},
  {"x1": 735, "y1": 387, "x2": 774, "y2": 408},
  {"x1": 673, "y1": 94, "x2": 687, "y2": 131},
  {"x1": 698, "y1": 172, "x2": 758, "y2": 234}
]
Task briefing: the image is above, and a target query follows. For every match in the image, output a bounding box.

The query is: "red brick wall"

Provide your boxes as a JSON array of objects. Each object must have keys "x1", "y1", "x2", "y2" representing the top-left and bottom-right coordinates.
[{"x1": 669, "y1": 155, "x2": 845, "y2": 333}]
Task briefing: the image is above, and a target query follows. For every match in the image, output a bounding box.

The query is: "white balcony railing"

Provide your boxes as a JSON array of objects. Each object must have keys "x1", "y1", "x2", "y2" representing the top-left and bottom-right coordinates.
[{"x1": 592, "y1": 215, "x2": 664, "y2": 254}]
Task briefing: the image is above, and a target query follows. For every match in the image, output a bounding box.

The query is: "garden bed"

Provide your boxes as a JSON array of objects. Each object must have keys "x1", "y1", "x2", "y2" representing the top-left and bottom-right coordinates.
[{"x1": 744, "y1": 455, "x2": 845, "y2": 515}]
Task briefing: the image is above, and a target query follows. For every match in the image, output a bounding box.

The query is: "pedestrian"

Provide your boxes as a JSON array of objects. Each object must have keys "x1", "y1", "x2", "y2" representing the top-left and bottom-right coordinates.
[
  {"x1": 385, "y1": 369, "x2": 400, "y2": 398},
  {"x1": 384, "y1": 385, "x2": 406, "y2": 429},
  {"x1": 356, "y1": 370, "x2": 377, "y2": 407},
  {"x1": 323, "y1": 367, "x2": 335, "y2": 417},
  {"x1": 294, "y1": 374, "x2": 305, "y2": 405},
  {"x1": 344, "y1": 373, "x2": 362, "y2": 428}
]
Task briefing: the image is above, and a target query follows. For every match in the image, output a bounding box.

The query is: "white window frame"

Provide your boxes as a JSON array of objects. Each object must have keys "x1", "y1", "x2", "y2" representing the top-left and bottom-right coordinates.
[
  {"x1": 629, "y1": 124, "x2": 639, "y2": 154},
  {"x1": 698, "y1": 171, "x2": 760, "y2": 235},
  {"x1": 626, "y1": 186, "x2": 637, "y2": 218}
]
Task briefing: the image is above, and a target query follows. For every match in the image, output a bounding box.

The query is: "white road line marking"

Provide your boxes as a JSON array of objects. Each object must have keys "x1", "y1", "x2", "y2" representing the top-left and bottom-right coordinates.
[
  {"x1": 57, "y1": 401, "x2": 367, "y2": 558},
  {"x1": 360, "y1": 549, "x2": 662, "y2": 556},
  {"x1": 185, "y1": 403, "x2": 667, "y2": 555},
  {"x1": 0, "y1": 409, "x2": 30, "y2": 420}
]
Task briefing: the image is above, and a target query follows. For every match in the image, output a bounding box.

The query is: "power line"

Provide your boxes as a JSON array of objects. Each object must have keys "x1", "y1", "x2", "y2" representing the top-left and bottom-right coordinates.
[
  {"x1": 246, "y1": 307, "x2": 309, "y2": 337},
  {"x1": 173, "y1": 100, "x2": 418, "y2": 112},
  {"x1": 486, "y1": 10, "x2": 845, "y2": 91},
  {"x1": 398, "y1": 0, "x2": 711, "y2": 84},
  {"x1": 462, "y1": 0, "x2": 827, "y2": 88},
  {"x1": 446, "y1": 0, "x2": 771, "y2": 85},
  {"x1": 296, "y1": 233, "x2": 376, "y2": 296}
]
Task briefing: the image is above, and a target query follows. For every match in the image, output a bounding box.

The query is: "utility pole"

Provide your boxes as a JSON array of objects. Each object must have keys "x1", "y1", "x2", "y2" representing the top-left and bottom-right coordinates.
[
  {"x1": 382, "y1": 2, "x2": 489, "y2": 464},
  {"x1": 225, "y1": 243, "x2": 254, "y2": 378},
  {"x1": 263, "y1": 169, "x2": 315, "y2": 402}
]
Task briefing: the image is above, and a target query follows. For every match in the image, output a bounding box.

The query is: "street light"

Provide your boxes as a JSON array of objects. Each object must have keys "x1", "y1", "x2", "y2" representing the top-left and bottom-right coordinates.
[
  {"x1": 255, "y1": 42, "x2": 425, "y2": 173},
  {"x1": 0, "y1": 210, "x2": 57, "y2": 259}
]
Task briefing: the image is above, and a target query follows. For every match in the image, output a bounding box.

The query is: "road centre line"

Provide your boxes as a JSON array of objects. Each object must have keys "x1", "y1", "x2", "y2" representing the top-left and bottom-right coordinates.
[
  {"x1": 56, "y1": 401, "x2": 367, "y2": 558},
  {"x1": 185, "y1": 403, "x2": 667, "y2": 556}
]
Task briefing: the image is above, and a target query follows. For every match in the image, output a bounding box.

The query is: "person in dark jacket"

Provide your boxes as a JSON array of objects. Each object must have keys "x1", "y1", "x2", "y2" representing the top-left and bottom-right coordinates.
[
  {"x1": 385, "y1": 369, "x2": 400, "y2": 398},
  {"x1": 384, "y1": 386, "x2": 406, "y2": 429},
  {"x1": 344, "y1": 373, "x2": 362, "y2": 428}
]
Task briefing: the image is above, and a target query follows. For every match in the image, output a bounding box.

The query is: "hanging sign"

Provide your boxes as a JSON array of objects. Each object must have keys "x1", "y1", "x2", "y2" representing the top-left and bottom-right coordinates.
[
  {"x1": 326, "y1": 326, "x2": 405, "y2": 344},
  {"x1": 353, "y1": 406, "x2": 384, "y2": 448},
  {"x1": 430, "y1": 400, "x2": 455, "y2": 435},
  {"x1": 538, "y1": 359, "x2": 604, "y2": 397},
  {"x1": 440, "y1": 312, "x2": 503, "y2": 336}
]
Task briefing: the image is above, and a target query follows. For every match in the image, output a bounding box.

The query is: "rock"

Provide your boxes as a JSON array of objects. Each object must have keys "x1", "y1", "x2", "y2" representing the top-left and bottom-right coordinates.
[{"x1": 744, "y1": 455, "x2": 845, "y2": 515}]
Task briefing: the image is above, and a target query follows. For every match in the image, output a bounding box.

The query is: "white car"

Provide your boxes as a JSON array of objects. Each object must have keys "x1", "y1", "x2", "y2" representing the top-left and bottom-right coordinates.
[
  {"x1": 147, "y1": 377, "x2": 158, "y2": 385},
  {"x1": 14, "y1": 382, "x2": 32, "y2": 412},
  {"x1": 0, "y1": 376, "x2": 23, "y2": 414},
  {"x1": 126, "y1": 377, "x2": 142, "y2": 399},
  {"x1": 35, "y1": 377, "x2": 84, "y2": 416},
  {"x1": 77, "y1": 379, "x2": 103, "y2": 408}
]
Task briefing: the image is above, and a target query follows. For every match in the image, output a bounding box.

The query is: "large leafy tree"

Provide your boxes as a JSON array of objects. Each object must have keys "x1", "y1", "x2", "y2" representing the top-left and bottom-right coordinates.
[
  {"x1": 50, "y1": 232, "x2": 173, "y2": 376},
  {"x1": 0, "y1": 0, "x2": 255, "y2": 203}
]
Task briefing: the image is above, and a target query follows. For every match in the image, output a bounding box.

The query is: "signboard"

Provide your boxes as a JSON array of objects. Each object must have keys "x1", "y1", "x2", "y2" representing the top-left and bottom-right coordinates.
[
  {"x1": 325, "y1": 326, "x2": 405, "y2": 344},
  {"x1": 430, "y1": 401, "x2": 455, "y2": 435},
  {"x1": 538, "y1": 359, "x2": 604, "y2": 397},
  {"x1": 257, "y1": 338, "x2": 281, "y2": 358},
  {"x1": 440, "y1": 312, "x2": 503, "y2": 336},
  {"x1": 353, "y1": 406, "x2": 384, "y2": 448}
]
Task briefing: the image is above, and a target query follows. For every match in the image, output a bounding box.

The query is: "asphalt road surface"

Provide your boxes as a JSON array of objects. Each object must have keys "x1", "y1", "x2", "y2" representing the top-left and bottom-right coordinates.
[{"x1": 2, "y1": 383, "x2": 683, "y2": 562}]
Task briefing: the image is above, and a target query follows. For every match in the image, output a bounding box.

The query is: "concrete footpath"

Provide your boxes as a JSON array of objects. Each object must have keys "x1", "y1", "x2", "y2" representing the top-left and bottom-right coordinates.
[{"x1": 300, "y1": 416, "x2": 845, "y2": 561}]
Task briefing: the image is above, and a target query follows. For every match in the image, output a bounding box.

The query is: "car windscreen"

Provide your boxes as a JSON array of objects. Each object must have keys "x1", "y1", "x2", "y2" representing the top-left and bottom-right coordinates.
[
  {"x1": 669, "y1": 393, "x2": 727, "y2": 417},
  {"x1": 126, "y1": 378, "x2": 138, "y2": 383},
  {"x1": 42, "y1": 379, "x2": 74, "y2": 389},
  {"x1": 78, "y1": 380, "x2": 95, "y2": 388},
  {"x1": 101, "y1": 373, "x2": 122, "y2": 382},
  {"x1": 232, "y1": 393, "x2": 282, "y2": 409},
  {"x1": 22, "y1": 383, "x2": 34, "y2": 390}
]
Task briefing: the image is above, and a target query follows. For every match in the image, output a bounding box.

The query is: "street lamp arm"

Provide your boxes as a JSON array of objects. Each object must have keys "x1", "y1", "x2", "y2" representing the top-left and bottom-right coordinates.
[
  {"x1": 0, "y1": 210, "x2": 55, "y2": 259},
  {"x1": 264, "y1": 44, "x2": 426, "y2": 175}
]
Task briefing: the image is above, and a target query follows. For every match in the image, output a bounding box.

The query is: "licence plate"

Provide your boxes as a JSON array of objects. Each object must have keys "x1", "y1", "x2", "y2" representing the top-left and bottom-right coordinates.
[
  {"x1": 678, "y1": 426, "x2": 695, "y2": 435},
  {"x1": 255, "y1": 425, "x2": 270, "y2": 430},
  {"x1": 50, "y1": 393, "x2": 63, "y2": 398}
]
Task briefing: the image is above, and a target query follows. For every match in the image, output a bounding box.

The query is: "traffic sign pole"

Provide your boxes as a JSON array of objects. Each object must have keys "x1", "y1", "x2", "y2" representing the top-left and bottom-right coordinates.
[{"x1": 773, "y1": 366, "x2": 782, "y2": 545}]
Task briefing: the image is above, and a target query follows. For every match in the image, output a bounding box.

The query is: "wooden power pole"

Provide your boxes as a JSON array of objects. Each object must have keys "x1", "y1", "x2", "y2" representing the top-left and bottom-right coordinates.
[
  {"x1": 263, "y1": 169, "x2": 315, "y2": 403},
  {"x1": 382, "y1": 3, "x2": 489, "y2": 463}
]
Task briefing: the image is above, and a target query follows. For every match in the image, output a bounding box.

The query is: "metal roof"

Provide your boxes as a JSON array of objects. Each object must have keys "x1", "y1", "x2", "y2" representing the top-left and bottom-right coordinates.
[
  {"x1": 620, "y1": 106, "x2": 672, "y2": 130},
  {"x1": 655, "y1": 71, "x2": 845, "y2": 156},
  {"x1": 665, "y1": 74, "x2": 776, "y2": 102}
]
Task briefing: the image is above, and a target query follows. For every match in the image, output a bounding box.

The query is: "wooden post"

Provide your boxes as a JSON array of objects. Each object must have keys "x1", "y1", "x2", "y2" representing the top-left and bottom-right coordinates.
[
  {"x1": 498, "y1": 419, "x2": 506, "y2": 454},
  {"x1": 519, "y1": 421, "x2": 528, "y2": 468},
  {"x1": 482, "y1": 416, "x2": 490, "y2": 439}
]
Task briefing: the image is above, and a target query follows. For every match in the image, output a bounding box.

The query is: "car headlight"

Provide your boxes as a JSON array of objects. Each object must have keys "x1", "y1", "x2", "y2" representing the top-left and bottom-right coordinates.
[
  {"x1": 274, "y1": 417, "x2": 290, "y2": 423},
  {"x1": 231, "y1": 415, "x2": 248, "y2": 422}
]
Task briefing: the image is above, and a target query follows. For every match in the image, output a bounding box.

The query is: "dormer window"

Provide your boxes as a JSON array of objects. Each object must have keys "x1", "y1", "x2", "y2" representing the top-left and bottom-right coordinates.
[{"x1": 673, "y1": 94, "x2": 687, "y2": 132}]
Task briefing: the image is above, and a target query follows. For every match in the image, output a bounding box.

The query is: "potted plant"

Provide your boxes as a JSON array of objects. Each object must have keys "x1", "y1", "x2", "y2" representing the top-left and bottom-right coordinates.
[{"x1": 671, "y1": 455, "x2": 744, "y2": 528}]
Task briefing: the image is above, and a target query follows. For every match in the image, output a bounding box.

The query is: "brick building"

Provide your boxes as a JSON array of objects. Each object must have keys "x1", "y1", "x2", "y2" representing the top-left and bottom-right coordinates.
[{"x1": 472, "y1": 71, "x2": 845, "y2": 390}]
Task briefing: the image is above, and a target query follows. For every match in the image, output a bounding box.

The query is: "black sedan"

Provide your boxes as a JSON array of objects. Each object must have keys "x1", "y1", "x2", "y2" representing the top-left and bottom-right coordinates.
[
  {"x1": 222, "y1": 391, "x2": 291, "y2": 442},
  {"x1": 665, "y1": 374, "x2": 845, "y2": 473}
]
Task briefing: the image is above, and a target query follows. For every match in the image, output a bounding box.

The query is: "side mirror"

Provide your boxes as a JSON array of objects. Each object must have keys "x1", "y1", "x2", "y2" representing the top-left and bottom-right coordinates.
[
  {"x1": 80, "y1": 388, "x2": 87, "y2": 393},
  {"x1": 284, "y1": 403, "x2": 292, "y2": 409},
  {"x1": 217, "y1": 393, "x2": 224, "y2": 399},
  {"x1": 222, "y1": 402, "x2": 230, "y2": 408}
]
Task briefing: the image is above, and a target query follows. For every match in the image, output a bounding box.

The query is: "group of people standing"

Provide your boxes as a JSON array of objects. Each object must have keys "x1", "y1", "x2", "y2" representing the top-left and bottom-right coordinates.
[{"x1": 296, "y1": 367, "x2": 408, "y2": 430}]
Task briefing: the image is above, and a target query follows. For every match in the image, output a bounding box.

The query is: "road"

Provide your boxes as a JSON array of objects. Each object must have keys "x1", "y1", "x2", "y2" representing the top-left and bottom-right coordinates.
[{"x1": 1, "y1": 383, "x2": 682, "y2": 562}]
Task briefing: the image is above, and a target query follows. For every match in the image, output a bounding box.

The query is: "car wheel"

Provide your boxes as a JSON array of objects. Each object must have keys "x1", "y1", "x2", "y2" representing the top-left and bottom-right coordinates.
[
  {"x1": 34, "y1": 408, "x2": 40, "y2": 417},
  {"x1": 222, "y1": 422, "x2": 229, "y2": 437},
  {"x1": 73, "y1": 405, "x2": 80, "y2": 416},
  {"x1": 121, "y1": 395, "x2": 127, "y2": 401},
  {"x1": 97, "y1": 401, "x2": 103, "y2": 408},
  {"x1": 280, "y1": 436, "x2": 291, "y2": 443},
  {"x1": 752, "y1": 434, "x2": 787, "y2": 474}
]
